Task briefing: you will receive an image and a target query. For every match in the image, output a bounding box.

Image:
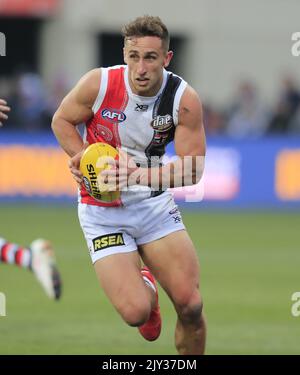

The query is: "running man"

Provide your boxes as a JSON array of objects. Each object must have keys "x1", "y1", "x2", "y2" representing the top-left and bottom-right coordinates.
[{"x1": 52, "y1": 16, "x2": 206, "y2": 354}]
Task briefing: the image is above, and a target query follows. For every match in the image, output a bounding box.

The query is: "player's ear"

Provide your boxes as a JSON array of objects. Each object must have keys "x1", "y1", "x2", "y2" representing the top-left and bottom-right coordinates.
[
  {"x1": 164, "y1": 50, "x2": 173, "y2": 68},
  {"x1": 123, "y1": 47, "x2": 128, "y2": 64}
]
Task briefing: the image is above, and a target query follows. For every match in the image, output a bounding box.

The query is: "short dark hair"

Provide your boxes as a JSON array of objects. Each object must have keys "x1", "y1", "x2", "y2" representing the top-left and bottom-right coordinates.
[{"x1": 122, "y1": 15, "x2": 170, "y2": 51}]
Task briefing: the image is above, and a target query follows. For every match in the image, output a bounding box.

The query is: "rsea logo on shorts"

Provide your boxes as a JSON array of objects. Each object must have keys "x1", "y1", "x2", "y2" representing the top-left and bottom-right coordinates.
[{"x1": 92, "y1": 233, "x2": 125, "y2": 252}]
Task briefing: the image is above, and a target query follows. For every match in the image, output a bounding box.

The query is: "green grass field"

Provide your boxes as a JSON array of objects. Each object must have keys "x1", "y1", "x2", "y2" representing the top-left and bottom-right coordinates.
[{"x1": 0, "y1": 205, "x2": 299, "y2": 354}]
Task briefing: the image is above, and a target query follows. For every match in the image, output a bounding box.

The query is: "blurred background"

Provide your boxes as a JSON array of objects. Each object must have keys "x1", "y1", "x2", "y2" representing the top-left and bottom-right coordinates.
[{"x1": 0, "y1": 0, "x2": 300, "y2": 355}]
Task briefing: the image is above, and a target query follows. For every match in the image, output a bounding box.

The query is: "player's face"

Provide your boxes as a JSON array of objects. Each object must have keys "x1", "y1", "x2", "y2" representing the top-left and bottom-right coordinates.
[{"x1": 124, "y1": 36, "x2": 173, "y2": 97}]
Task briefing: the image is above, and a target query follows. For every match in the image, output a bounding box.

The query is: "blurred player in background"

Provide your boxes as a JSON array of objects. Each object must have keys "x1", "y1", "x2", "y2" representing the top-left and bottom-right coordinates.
[
  {"x1": 0, "y1": 99, "x2": 10, "y2": 126},
  {"x1": 0, "y1": 99, "x2": 62, "y2": 300},
  {"x1": 52, "y1": 16, "x2": 206, "y2": 354}
]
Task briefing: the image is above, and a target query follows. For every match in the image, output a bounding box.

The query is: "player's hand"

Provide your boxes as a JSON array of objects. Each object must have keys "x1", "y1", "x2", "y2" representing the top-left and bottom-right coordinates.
[
  {"x1": 0, "y1": 99, "x2": 11, "y2": 127},
  {"x1": 100, "y1": 148, "x2": 139, "y2": 191},
  {"x1": 68, "y1": 142, "x2": 89, "y2": 186}
]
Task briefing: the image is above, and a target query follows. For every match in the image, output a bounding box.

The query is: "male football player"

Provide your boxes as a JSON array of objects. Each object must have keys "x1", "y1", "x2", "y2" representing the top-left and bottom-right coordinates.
[{"x1": 52, "y1": 16, "x2": 206, "y2": 354}]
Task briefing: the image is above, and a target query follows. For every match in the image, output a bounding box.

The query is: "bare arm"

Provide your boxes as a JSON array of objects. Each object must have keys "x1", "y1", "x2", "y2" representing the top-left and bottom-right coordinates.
[
  {"x1": 172, "y1": 85, "x2": 206, "y2": 184},
  {"x1": 102, "y1": 85, "x2": 206, "y2": 191},
  {"x1": 51, "y1": 68, "x2": 101, "y2": 157},
  {"x1": 140, "y1": 85, "x2": 206, "y2": 189},
  {"x1": 174, "y1": 85, "x2": 206, "y2": 158},
  {"x1": 0, "y1": 99, "x2": 11, "y2": 127}
]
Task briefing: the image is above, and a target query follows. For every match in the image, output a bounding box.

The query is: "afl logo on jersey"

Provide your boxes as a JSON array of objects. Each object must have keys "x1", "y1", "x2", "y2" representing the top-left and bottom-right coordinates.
[
  {"x1": 101, "y1": 109, "x2": 126, "y2": 123},
  {"x1": 151, "y1": 114, "x2": 173, "y2": 132}
]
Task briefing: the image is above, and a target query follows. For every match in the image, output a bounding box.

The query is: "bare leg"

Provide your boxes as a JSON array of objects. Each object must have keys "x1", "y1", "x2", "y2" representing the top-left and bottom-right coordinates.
[
  {"x1": 175, "y1": 299, "x2": 207, "y2": 354},
  {"x1": 139, "y1": 230, "x2": 206, "y2": 354},
  {"x1": 93, "y1": 251, "x2": 155, "y2": 327}
]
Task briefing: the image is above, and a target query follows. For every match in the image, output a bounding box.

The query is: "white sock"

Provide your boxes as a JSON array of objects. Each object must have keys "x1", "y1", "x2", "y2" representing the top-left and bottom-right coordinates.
[{"x1": 143, "y1": 276, "x2": 156, "y2": 293}]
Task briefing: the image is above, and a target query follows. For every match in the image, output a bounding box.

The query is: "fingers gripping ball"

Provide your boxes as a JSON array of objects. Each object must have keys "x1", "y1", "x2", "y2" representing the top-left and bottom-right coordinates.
[{"x1": 79, "y1": 142, "x2": 120, "y2": 203}]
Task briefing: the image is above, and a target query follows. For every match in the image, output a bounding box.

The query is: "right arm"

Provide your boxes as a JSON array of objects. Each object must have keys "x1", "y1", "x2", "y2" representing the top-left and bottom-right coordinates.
[
  {"x1": 51, "y1": 68, "x2": 101, "y2": 182},
  {"x1": 52, "y1": 68, "x2": 101, "y2": 157}
]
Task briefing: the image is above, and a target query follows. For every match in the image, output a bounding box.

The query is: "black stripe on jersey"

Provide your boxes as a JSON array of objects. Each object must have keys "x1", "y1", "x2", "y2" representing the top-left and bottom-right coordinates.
[{"x1": 145, "y1": 73, "x2": 182, "y2": 162}]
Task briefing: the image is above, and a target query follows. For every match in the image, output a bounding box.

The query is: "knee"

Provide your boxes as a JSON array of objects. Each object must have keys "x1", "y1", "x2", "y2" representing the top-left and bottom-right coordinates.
[
  {"x1": 117, "y1": 300, "x2": 151, "y2": 327},
  {"x1": 175, "y1": 291, "x2": 203, "y2": 324}
]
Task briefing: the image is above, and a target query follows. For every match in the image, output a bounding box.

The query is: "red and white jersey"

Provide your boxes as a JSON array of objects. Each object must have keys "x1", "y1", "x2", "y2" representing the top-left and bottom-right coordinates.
[{"x1": 80, "y1": 65, "x2": 187, "y2": 207}]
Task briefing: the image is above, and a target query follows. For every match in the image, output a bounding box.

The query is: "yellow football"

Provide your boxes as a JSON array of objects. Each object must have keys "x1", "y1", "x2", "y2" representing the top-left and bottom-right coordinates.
[{"x1": 79, "y1": 142, "x2": 120, "y2": 203}]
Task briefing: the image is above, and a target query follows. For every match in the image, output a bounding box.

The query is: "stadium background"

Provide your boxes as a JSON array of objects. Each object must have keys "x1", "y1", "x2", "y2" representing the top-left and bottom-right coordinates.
[{"x1": 0, "y1": 0, "x2": 300, "y2": 354}]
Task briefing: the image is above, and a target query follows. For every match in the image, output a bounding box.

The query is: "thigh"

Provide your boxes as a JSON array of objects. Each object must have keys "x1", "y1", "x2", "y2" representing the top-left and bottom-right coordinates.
[
  {"x1": 94, "y1": 251, "x2": 149, "y2": 311},
  {"x1": 135, "y1": 192, "x2": 186, "y2": 246},
  {"x1": 78, "y1": 203, "x2": 151, "y2": 312},
  {"x1": 138, "y1": 230, "x2": 201, "y2": 305},
  {"x1": 78, "y1": 203, "x2": 137, "y2": 264}
]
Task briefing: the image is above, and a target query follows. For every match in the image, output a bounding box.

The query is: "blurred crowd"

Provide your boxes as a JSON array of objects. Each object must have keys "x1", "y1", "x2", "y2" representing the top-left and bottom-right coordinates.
[
  {"x1": 0, "y1": 71, "x2": 68, "y2": 132},
  {"x1": 1, "y1": 71, "x2": 300, "y2": 137},
  {"x1": 204, "y1": 77, "x2": 300, "y2": 138}
]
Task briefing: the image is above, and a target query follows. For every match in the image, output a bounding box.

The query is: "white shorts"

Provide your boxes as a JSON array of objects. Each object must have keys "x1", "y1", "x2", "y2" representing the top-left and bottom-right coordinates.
[{"x1": 78, "y1": 192, "x2": 186, "y2": 263}]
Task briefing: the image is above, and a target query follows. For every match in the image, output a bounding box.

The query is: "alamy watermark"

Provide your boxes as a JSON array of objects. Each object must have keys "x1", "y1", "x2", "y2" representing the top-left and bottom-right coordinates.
[
  {"x1": 85, "y1": 154, "x2": 205, "y2": 202},
  {"x1": 291, "y1": 32, "x2": 300, "y2": 57},
  {"x1": 0, "y1": 292, "x2": 6, "y2": 316},
  {"x1": 0, "y1": 32, "x2": 6, "y2": 56},
  {"x1": 291, "y1": 292, "x2": 300, "y2": 317}
]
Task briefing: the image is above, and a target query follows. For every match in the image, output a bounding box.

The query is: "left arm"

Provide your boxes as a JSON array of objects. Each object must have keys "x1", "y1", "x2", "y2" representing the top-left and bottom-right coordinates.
[
  {"x1": 171, "y1": 85, "x2": 206, "y2": 185},
  {"x1": 102, "y1": 85, "x2": 206, "y2": 190},
  {"x1": 139, "y1": 85, "x2": 206, "y2": 189}
]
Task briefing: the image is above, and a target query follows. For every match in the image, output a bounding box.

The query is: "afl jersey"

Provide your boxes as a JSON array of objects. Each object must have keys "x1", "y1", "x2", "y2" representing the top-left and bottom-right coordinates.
[{"x1": 80, "y1": 65, "x2": 187, "y2": 207}]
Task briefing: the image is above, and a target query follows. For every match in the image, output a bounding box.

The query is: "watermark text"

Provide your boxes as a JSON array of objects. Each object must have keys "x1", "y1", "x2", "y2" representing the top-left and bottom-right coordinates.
[
  {"x1": 291, "y1": 32, "x2": 300, "y2": 57},
  {"x1": 0, "y1": 292, "x2": 6, "y2": 316},
  {"x1": 291, "y1": 292, "x2": 300, "y2": 317},
  {"x1": 0, "y1": 32, "x2": 6, "y2": 56}
]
